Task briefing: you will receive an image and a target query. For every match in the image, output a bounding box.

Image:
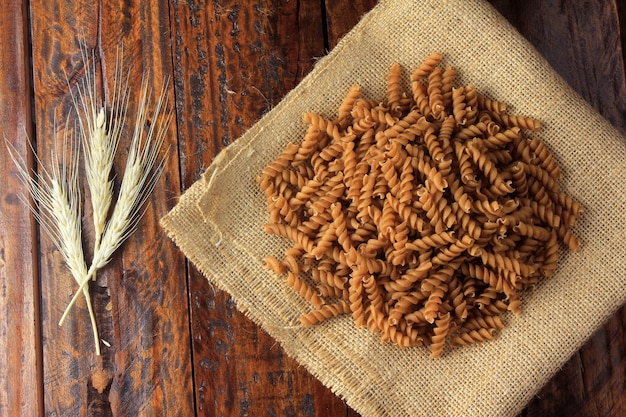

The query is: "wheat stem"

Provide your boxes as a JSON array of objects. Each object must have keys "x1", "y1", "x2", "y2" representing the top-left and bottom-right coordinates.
[{"x1": 58, "y1": 265, "x2": 97, "y2": 326}]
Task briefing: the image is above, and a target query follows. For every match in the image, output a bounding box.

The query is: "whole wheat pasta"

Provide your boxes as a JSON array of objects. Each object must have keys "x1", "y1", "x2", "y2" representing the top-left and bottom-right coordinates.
[
  {"x1": 261, "y1": 142, "x2": 300, "y2": 177},
  {"x1": 301, "y1": 300, "x2": 351, "y2": 326},
  {"x1": 411, "y1": 52, "x2": 443, "y2": 82},
  {"x1": 286, "y1": 271, "x2": 325, "y2": 309},
  {"x1": 528, "y1": 135, "x2": 562, "y2": 179},
  {"x1": 336, "y1": 85, "x2": 362, "y2": 128},
  {"x1": 427, "y1": 66, "x2": 445, "y2": 119},
  {"x1": 412, "y1": 82, "x2": 432, "y2": 117},
  {"x1": 257, "y1": 54, "x2": 583, "y2": 358},
  {"x1": 264, "y1": 256, "x2": 286, "y2": 275},
  {"x1": 429, "y1": 312, "x2": 452, "y2": 358},
  {"x1": 423, "y1": 287, "x2": 446, "y2": 324},
  {"x1": 447, "y1": 277, "x2": 469, "y2": 320},
  {"x1": 390, "y1": 221, "x2": 411, "y2": 266},
  {"x1": 477, "y1": 93, "x2": 507, "y2": 114},
  {"x1": 386, "y1": 63, "x2": 403, "y2": 116},
  {"x1": 452, "y1": 87, "x2": 468, "y2": 126},
  {"x1": 464, "y1": 85, "x2": 479, "y2": 124},
  {"x1": 441, "y1": 66, "x2": 457, "y2": 109},
  {"x1": 494, "y1": 112, "x2": 541, "y2": 131}
]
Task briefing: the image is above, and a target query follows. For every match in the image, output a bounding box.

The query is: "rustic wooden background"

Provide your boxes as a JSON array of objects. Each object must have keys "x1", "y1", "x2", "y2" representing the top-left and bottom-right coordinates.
[{"x1": 1, "y1": 0, "x2": 625, "y2": 416}]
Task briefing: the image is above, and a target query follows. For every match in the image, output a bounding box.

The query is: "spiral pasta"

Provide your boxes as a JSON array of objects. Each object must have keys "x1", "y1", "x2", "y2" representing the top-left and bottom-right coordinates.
[
  {"x1": 429, "y1": 312, "x2": 452, "y2": 358},
  {"x1": 257, "y1": 54, "x2": 583, "y2": 358}
]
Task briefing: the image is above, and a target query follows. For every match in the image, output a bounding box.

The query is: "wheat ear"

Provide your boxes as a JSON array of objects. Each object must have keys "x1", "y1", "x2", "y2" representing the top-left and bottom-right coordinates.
[
  {"x1": 69, "y1": 45, "x2": 130, "y2": 305},
  {"x1": 59, "y1": 72, "x2": 171, "y2": 324},
  {"x1": 5, "y1": 121, "x2": 101, "y2": 355},
  {"x1": 71, "y1": 46, "x2": 130, "y2": 252}
]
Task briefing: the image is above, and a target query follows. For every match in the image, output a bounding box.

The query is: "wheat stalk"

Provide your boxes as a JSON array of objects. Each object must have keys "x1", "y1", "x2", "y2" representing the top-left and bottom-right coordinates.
[
  {"x1": 6, "y1": 42, "x2": 170, "y2": 355},
  {"x1": 58, "y1": 70, "x2": 171, "y2": 328},
  {"x1": 65, "y1": 45, "x2": 128, "y2": 310},
  {"x1": 5, "y1": 118, "x2": 101, "y2": 355}
]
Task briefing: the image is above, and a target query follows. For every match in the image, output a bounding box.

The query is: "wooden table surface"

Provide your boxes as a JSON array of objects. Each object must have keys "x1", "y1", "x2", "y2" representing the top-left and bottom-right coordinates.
[{"x1": 1, "y1": 1, "x2": 625, "y2": 416}]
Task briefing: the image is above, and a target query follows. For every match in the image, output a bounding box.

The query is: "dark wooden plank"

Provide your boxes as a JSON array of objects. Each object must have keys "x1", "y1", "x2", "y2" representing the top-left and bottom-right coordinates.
[
  {"x1": 98, "y1": 2, "x2": 194, "y2": 414},
  {"x1": 323, "y1": 0, "x2": 379, "y2": 50},
  {"x1": 0, "y1": 2, "x2": 43, "y2": 417},
  {"x1": 619, "y1": 0, "x2": 626, "y2": 74},
  {"x1": 29, "y1": 1, "x2": 194, "y2": 415},
  {"x1": 488, "y1": 1, "x2": 626, "y2": 416},
  {"x1": 170, "y1": 1, "x2": 350, "y2": 415},
  {"x1": 28, "y1": 5, "x2": 109, "y2": 414},
  {"x1": 490, "y1": 0, "x2": 626, "y2": 135},
  {"x1": 171, "y1": 0, "x2": 327, "y2": 188}
]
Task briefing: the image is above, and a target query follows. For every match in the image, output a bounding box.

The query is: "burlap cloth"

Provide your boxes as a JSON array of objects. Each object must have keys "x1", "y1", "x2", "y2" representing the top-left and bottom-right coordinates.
[{"x1": 161, "y1": 0, "x2": 626, "y2": 415}]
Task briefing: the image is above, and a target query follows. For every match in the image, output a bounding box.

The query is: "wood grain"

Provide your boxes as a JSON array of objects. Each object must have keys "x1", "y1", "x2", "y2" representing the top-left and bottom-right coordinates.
[
  {"x1": 490, "y1": 0, "x2": 626, "y2": 135},
  {"x1": 0, "y1": 2, "x2": 42, "y2": 416},
  {"x1": 0, "y1": 0, "x2": 625, "y2": 416},
  {"x1": 28, "y1": 10, "x2": 99, "y2": 414},
  {"x1": 324, "y1": 0, "x2": 379, "y2": 50}
]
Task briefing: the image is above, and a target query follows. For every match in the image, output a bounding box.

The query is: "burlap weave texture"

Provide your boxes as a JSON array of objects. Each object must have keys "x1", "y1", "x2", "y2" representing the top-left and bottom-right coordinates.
[{"x1": 161, "y1": 0, "x2": 626, "y2": 416}]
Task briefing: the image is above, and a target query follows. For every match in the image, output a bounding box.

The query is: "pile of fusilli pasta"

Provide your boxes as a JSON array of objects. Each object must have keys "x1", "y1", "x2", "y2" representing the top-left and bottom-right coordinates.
[{"x1": 257, "y1": 53, "x2": 582, "y2": 358}]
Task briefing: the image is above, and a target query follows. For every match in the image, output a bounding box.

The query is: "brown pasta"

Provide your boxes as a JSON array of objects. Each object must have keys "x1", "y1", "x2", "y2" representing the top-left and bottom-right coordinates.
[
  {"x1": 427, "y1": 66, "x2": 445, "y2": 119},
  {"x1": 386, "y1": 63, "x2": 403, "y2": 117},
  {"x1": 441, "y1": 66, "x2": 457, "y2": 110},
  {"x1": 301, "y1": 300, "x2": 351, "y2": 326},
  {"x1": 429, "y1": 312, "x2": 452, "y2": 358},
  {"x1": 336, "y1": 85, "x2": 362, "y2": 129},
  {"x1": 257, "y1": 54, "x2": 583, "y2": 358}
]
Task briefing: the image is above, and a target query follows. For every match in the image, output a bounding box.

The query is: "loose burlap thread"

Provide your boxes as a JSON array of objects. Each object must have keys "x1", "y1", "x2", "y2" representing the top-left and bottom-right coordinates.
[{"x1": 161, "y1": 0, "x2": 626, "y2": 416}]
